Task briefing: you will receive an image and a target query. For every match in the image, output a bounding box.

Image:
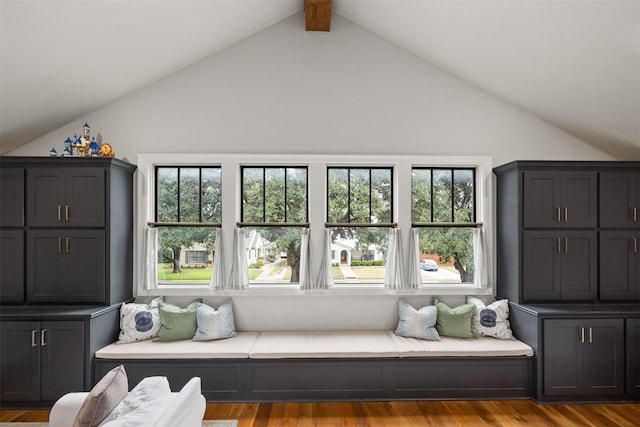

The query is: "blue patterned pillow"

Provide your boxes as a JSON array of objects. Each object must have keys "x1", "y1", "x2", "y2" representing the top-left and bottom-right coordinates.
[
  {"x1": 466, "y1": 296, "x2": 513, "y2": 340},
  {"x1": 117, "y1": 297, "x2": 164, "y2": 344},
  {"x1": 395, "y1": 300, "x2": 440, "y2": 341},
  {"x1": 193, "y1": 299, "x2": 238, "y2": 341}
]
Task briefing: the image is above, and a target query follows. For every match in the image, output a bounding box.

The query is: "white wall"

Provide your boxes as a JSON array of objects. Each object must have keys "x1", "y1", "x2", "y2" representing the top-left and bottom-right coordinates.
[
  {"x1": 11, "y1": 12, "x2": 611, "y2": 164},
  {"x1": 9, "y1": 12, "x2": 614, "y2": 331}
]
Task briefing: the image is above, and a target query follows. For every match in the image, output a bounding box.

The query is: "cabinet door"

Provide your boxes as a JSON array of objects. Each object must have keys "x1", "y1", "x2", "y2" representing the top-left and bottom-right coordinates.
[
  {"x1": 523, "y1": 171, "x2": 562, "y2": 228},
  {"x1": 562, "y1": 172, "x2": 597, "y2": 228},
  {"x1": 523, "y1": 231, "x2": 596, "y2": 301},
  {"x1": 0, "y1": 321, "x2": 41, "y2": 401},
  {"x1": 66, "y1": 168, "x2": 105, "y2": 227},
  {"x1": 600, "y1": 172, "x2": 640, "y2": 228},
  {"x1": 40, "y1": 321, "x2": 84, "y2": 401},
  {"x1": 543, "y1": 319, "x2": 583, "y2": 395},
  {"x1": 523, "y1": 171, "x2": 596, "y2": 228},
  {"x1": 65, "y1": 230, "x2": 106, "y2": 302},
  {"x1": 600, "y1": 231, "x2": 639, "y2": 300},
  {"x1": 628, "y1": 318, "x2": 640, "y2": 395},
  {"x1": 27, "y1": 168, "x2": 105, "y2": 227},
  {"x1": 560, "y1": 231, "x2": 597, "y2": 301},
  {"x1": 583, "y1": 319, "x2": 624, "y2": 395},
  {"x1": 0, "y1": 230, "x2": 24, "y2": 302},
  {"x1": 0, "y1": 167, "x2": 24, "y2": 227},
  {"x1": 523, "y1": 231, "x2": 561, "y2": 300},
  {"x1": 543, "y1": 318, "x2": 624, "y2": 397},
  {"x1": 27, "y1": 230, "x2": 105, "y2": 303},
  {"x1": 27, "y1": 169, "x2": 66, "y2": 227},
  {"x1": 27, "y1": 230, "x2": 66, "y2": 302}
]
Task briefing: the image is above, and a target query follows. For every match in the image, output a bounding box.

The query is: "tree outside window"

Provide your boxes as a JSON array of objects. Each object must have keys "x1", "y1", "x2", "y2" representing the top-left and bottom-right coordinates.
[
  {"x1": 155, "y1": 166, "x2": 221, "y2": 284},
  {"x1": 412, "y1": 168, "x2": 476, "y2": 284},
  {"x1": 327, "y1": 167, "x2": 393, "y2": 284},
  {"x1": 241, "y1": 166, "x2": 307, "y2": 284}
]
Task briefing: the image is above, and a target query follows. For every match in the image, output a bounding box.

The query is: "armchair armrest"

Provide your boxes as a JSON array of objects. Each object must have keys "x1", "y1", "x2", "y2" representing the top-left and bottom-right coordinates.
[{"x1": 49, "y1": 392, "x2": 89, "y2": 427}]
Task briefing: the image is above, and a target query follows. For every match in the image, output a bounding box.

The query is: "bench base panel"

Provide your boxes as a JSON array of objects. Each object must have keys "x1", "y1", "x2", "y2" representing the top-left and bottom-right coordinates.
[{"x1": 95, "y1": 357, "x2": 534, "y2": 402}]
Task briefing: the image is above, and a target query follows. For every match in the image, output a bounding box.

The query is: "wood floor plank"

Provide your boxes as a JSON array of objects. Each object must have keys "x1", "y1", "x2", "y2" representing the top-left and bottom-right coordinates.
[{"x1": 1, "y1": 400, "x2": 639, "y2": 426}]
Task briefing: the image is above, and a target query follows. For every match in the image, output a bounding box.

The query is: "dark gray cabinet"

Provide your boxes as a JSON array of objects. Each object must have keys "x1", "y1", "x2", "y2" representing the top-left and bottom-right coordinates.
[
  {"x1": 600, "y1": 231, "x2": 640, "y2": 300},
  {"x1": 0, "y1": 305, "x2": 121, "y2": 405},
  {"x1": 523, "y1": 230, "x2": 597, "y2": 301},
  {"x1": 523, "y1": 171, "x2": 597, "y2": 228},
  {"x1": 495, "y1": 161, "x2": 640, "y2": 304},
  {"x1": 0, "y1": 157, "x2": 136, "y2": 305},
  {"x1": 600, "y1": 171, "x2": 640, "y2": 228},
  {"x1": 0, "y1": 320, "x2": 84, "y2": 402},
  {"x1": 0, "y1": 167, "x2": 24, "y2": 227},
  {"x1": 543, "y1": 318, "x2": 624, "y2": 397},
  {"x1": 26, "y1": 230, "x2": 105, "y2": 302},
  {"x1": 628, "y1": 318, "x2": 640, "y2": 395},
  {"x1": 0, "y1": 230, "x2": 24, "y2": 302},
  {"x1": 27, "y1": 168, "x2": 105, "y2": 228}
]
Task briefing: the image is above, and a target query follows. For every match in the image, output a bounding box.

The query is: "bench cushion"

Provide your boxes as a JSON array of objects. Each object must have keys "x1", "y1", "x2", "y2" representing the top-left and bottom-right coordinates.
[
  {"x1": 387, "y1": 331, "x2": 534, "y2": 357},
  {"x1": 248, "y1": 331, "x2": 398, "y2": 359},
  {"x1": 96, "y1": 332, "x2": 259, "y2": 359}
]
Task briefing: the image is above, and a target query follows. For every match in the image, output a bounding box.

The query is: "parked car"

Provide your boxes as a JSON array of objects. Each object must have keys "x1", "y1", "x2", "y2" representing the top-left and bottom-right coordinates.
[{"x1": 419, "y1": 259, "x2": 439, "y2": 271}]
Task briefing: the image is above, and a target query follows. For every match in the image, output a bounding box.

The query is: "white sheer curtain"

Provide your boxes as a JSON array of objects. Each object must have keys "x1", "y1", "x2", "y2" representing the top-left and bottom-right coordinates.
[
  {"x1": 384, "y1": 228, "x2": 404, "y2": 289},
  {"x1": 208, "y1": 228, "x2": 224, "y2": 291},
  {"x1": 406, "y1": 227, "x2": 422, "y2": 289},
  {"x1": 229, "y1": 228, "x2": 249, "y2": 290},
  {"x1": 311, "y1": 228, "x2": 334, "y2": 290},
  {"x1": 473, "y1": 227, "x2": 490, "y2": 289},
  {"x1": 142, "y1": 226, "x2": 158, "y2": 291},
  {"x1": 298, "y1": 228, "x2": 313, "y2": 290}
]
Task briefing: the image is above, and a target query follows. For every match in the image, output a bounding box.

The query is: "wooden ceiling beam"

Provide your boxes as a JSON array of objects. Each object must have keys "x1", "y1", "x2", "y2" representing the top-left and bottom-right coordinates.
[{"x1": 305, "y1": 0, "x2": 332, "y2": 32}]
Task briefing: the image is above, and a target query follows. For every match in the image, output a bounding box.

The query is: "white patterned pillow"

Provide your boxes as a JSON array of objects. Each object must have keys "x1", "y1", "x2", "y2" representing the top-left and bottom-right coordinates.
[
  {"x1": 117, "y1": 297, "x2": 164, "y2": 344},
  {"x1": 193, "y1": 299, "x2": 238, "y2": 341},
  {"x1": 394, "y1": 300, "x2": 440, "y2": 341},
  {"x1": 466, "y1": 296, "x2": 513, "y2": 340}
]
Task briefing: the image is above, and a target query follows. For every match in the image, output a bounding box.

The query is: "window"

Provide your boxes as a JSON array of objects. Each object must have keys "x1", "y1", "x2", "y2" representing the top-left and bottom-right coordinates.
[
  {"x1": 154, "y1": 166, "x2": 221, "y2": 285},
  {"x1": 241, "y1": 166, "x2": 308, "y2": 285},
  {"x1": 412, "y1": 168, "x2": 478, "y2": 285},
  {"x1": 138, "y1": 153, "x2": 491, "y2": 294},
  {"x1": 327, "y1": 167, "x2": 393, "y2": 285}
]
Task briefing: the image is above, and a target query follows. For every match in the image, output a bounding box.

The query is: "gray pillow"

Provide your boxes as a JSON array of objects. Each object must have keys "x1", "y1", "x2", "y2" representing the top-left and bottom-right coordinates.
[
  {"x1": 395, "y1": 300, "x2": 440, "y2": 341},
  {"x1": 193, "y1": 299, "x2": 238, "y2": 341},
  {"x1": 73, "y1": 364, "x2": 128, "y2": 427}
]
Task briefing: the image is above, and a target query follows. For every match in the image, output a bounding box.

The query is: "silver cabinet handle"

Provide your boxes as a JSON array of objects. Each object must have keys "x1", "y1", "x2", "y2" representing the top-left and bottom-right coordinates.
[
  {"x1": 40, "y1": 329, "x2": 47, "y2": 347},
  {"x1": 580, "y1": 327, "x2": 585, "y2": 343},
  {"x1": 634, "y1": 207, "x2": 638, "y2": 223},
  {"x1": 31, "y1": 330, "x2": 38, "y2": 347},
  {"x1": 564, "y1": 207, "x2": 568, "y2": 222},
  {"x1": 65, "y1": 205, "x2": 70, "y2": 221},
  {"x1": 66, "y1": 237, "x2": 71, "y2": 253},
  {"x1": 57, "y1": 205, "x2": 62, "y2": 221},
  {"x1": 557, "y1": 207, "x2": 561, "y2": 222},
  {"x1": 588, "y1": 327, "x2": 592, "y2": 344},
  {"x1": 565, "y1": 238, "x2": 568, "y2": 253}
]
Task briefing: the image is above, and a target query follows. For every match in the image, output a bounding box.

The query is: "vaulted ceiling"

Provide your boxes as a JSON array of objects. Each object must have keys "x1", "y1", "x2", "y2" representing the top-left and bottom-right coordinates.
[{"x1": 1, "y1": 0, "x2": 638, "y2": 159}]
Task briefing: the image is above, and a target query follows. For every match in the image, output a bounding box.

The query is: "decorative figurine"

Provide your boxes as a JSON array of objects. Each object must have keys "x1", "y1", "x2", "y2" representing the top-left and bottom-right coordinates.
[
  {"x1": 99, "y1": 143, "x2": 115, "y2": 157},
  {"x1": 49, "y1": 147, "x2": 57, "y2": 157}
]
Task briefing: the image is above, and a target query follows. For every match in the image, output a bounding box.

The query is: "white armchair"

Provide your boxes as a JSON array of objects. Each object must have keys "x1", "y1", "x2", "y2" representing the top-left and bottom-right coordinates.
[{"x1": 49, "y1": 376, "x2": 206, "y2": 427}]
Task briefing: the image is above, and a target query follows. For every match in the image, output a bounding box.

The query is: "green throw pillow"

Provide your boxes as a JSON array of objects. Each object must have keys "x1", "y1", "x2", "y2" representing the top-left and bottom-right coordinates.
[
  {"x1": 434, "y1": 298, "x2": 474, "y2": 338},
  {"x1": 154, "y1": 299, "x2": 202, "y2": 342}
]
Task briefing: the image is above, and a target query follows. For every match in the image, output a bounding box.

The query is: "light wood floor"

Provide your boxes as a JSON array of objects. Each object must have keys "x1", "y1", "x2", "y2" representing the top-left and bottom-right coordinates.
[{"x1": 2, "y1": 400, "x2": 640, "y2": 426}]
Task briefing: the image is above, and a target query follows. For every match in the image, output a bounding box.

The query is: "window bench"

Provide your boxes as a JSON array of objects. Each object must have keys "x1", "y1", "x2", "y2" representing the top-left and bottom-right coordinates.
[{"x1": 94, "y1": 331, "x2": 534, "y2": 402}]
